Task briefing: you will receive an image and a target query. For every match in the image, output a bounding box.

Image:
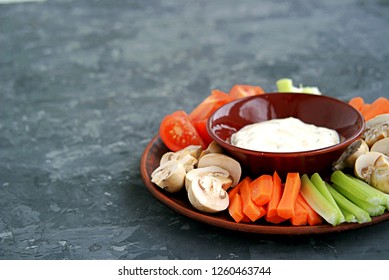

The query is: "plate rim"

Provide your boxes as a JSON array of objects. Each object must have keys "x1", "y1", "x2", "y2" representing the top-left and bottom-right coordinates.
[{"x1": 140, "y1": 134, "x2": 389, "y2": 235}]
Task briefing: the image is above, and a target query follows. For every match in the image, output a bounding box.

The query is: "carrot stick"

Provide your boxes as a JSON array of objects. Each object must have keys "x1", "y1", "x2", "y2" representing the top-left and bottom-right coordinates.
[
  {"x1": 250, "y1": 174, "x2": 273, "y2": 206},
  {"x1": 348, "y1": 96, "x2": 364, "y2": 112},
  {"x1": 265, "y1": 214, "x2": 287, "y2": 224},
  {"x1": 290, "y1": 198, "x2": 308, "y2": 226},
  {"x1": 362, "y1": 97, "x2": 389, "y2": 121},
  {"x1": 265, "y1": 172, "x2": 287, "y2": 224},
  {"x1": 240, "y1": 177, "x2": 266, "y2": 222},
  {"x1": 227, "y1": 177, "x2": 253, "y2": 223},
  {"x1": 228, "y1": 193, "x2": 245, "y2": 223},
  {"x1": 266, "y1": 172, "x2": 283, "y2": 218},
  {"x1": 277, "y1": 172, "x2": 301, "y2": 219},
  {"x1": 228, "y1": 176, "x2": 251, "y2": 200},
  {"x1": 296, "y1": 193, "x2": 323, "y2": 226}
]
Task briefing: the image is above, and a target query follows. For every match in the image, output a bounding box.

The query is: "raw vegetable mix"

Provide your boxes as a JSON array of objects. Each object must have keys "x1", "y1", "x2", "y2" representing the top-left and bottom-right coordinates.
[{"x1": 152, "y1": 79, "x2": 389, "y2": 226}]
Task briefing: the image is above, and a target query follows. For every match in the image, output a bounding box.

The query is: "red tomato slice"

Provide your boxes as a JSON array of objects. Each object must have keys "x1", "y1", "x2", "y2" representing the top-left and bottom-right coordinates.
[
  {"x1": 159, "y1": 110, "x2": 205, "y2": 152},
  {"x1": 189, "y1": 89, "x2": 233, "y2": 122},
  {"x1": 229, "y1": 84, "x2": 265, "y2": 99},
  {"x1": 193, "y1": 119, "x2": 213, "y2": 148}
]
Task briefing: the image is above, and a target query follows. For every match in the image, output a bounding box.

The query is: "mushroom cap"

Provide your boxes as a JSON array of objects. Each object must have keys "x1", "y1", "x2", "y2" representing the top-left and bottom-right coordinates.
[
  {"x1": 185, "y1": 166, "x2": 232, "y2": 191},
  {"x1": 370, "y1": 138, "x2": 389, "y2": 157},
  {"x1": 160, "y1": 145, "x2": 202, "y2": 165},
  {"x1": 151, "y1": 160, "x2": 186, "y2": 193},
  {"x1": 332, "y1": 138, "x2": 369, "y2": 170},
  {"x1": 198, "y1": 141, "x2": 224, "y2": 161},
  {"x1": 197, "y1": 153, "x2": 242, "y2": 187},
  {"x1": 187, "y1": 175, "x2": 229, "y2": 213},
  {"x1": 354, "y1": 151, "x2": 383, "y2": 181},
  {"x1": 370, "y1": 155, "x2": 389, "y2": 194},
  {"x1": 362, "y1": 114, "x2": 389, "y2": 147}
]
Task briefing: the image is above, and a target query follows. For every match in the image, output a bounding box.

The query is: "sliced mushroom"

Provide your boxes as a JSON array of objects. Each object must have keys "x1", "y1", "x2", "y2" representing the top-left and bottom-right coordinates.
[
  {"x1": 370, "y1": 155, "x2": 389, "y2": 194},
  {"x1": 198, "y1": 141, "x2": 224, "y2": 161},
  {"x1": 159, "y1": 145, "x2": 202, "y2": 172},
  {"x1": 362, "y1": 114, "x2": 389, "y2": 147},
  {"x1": 160, "y1": 145, "x2": 202, "y2": 165},
  {"x1": 370, "y1": 138, "x2": 389, "y2": 156},
  {"x1": 185, "y1": 166, "x2": 232, "y2": 191},
  {"x1": 197, "y1": 153, "x2": 242, "y2": 187},
  {"x1": 365, "y1": 114, "x2": 389, "y2": 129},
  {"x1": 186, "y1": 174, "x2": 229, "y2": 213},
  {"x1": 354, "y1": 151, "x2": 383, "y2": 181},
  {"x1": 179, "y1": 154, "x2": 199, "y2": 172},
  {"x1": 151, "y1": 160, "x2": 186, "y2": 193},
  {"x1": 332, "y1": 139, "x2": 369, "y2": 170}
]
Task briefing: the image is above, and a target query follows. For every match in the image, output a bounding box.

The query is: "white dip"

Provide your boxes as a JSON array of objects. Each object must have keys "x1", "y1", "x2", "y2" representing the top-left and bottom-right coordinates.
[{"x1": 230, "y1": 117, "x2": 340, "y2": 152}]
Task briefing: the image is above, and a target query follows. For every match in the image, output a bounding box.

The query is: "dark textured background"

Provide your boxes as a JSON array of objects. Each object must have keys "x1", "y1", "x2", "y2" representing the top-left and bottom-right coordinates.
[{"x1": 1, "y1": 0, "x2": 389, "y2": 259}]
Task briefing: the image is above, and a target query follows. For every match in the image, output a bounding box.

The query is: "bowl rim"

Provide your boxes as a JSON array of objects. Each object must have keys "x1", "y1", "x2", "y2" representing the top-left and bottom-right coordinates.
[{"x1": 207, "y1": 92, "x2": 366, "y2": 158}]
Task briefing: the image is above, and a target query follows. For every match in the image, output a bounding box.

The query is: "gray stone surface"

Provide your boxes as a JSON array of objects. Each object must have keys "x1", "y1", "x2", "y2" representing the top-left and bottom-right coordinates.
[{"x1": 1, "y1": 0, "x2": 389, "y2": 259}]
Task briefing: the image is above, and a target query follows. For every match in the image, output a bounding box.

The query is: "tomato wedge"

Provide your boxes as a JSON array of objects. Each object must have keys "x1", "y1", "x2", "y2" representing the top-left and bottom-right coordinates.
[
  {"x1": 229, "y1": 84, "x2": 265, "y2": 99},
  {"x1": 159, "y1": 110, "x2": 205, "y2": 152},
  {"x1": 193, "y1": 119, "x2": 214, "y2": 148},
  {"x1": 189, "y1": 89, "x2": 233, "y2": 122}
]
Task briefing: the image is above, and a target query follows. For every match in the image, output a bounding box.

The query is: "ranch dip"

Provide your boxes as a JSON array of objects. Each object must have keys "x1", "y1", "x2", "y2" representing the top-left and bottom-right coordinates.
[{"x1": 230, "y1": 117, "x2": 340, "y2": 152}]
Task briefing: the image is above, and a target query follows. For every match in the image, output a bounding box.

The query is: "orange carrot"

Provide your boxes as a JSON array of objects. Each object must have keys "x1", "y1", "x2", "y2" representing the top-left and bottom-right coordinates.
[
  {"x1": 265, "y1": 174, "x2": 287, "y2": 224},
  {"x1": 277, "y1": 172, "x2": 301, "y2": 219},
  {"x1": 240, "y1": 214, "x2": 253, "y2": 223},
  {"x1": 250, "y1": 174, "x2": 273, "y2": 206},
  {"x1": 228, "y1": 176, "x2": 251, "y2": 200},
  {"x1": 348, "y1": 96, "x2": 365, "y2": 112},
  {"x1": 265, "y1": 212, "x2": 287, "y2": 224},
  {"x1": 362, "y1": 97, "x2": 389, "y2": 121},
  {"x1": 266, "y1": 172, "x2": 284, "y2": 218},
  {"x1": 290, "y1": 198, "x2": 308, "y2": 226},
  {"x1": 228, "y1": 177, "x2": 253, "y2": 223},
  {"x1": 296, "y1": 193, "x2": 323, "y2": 226},
  {"x1": 240, "y1": 177, "x2": 266, "y2": 222},
  {"x1": 228, "y1": 193, "x2": 245, "y2": 223}
]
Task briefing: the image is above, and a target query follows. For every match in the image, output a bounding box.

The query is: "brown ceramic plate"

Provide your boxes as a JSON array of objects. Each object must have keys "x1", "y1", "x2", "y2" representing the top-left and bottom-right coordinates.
[{"x1": 140, "y1": 135, "x2": 389, "y2": 235}]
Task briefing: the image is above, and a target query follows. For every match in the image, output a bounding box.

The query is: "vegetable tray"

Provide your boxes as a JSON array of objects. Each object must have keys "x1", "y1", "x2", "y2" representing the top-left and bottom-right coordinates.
[{"x1": 140, "y1": 135, "x2": 389, "y2": 235}]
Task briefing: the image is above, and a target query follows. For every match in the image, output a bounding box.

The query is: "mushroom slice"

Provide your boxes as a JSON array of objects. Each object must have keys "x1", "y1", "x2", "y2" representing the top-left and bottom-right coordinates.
[
  {"x1": 370, "y1": 155, "x2": 389, "y2": 194},
  {"x1": 362, "y1": 114, "x2": 389, "y2": 147},
  {"x1": 365, "y1": 114, "x2": 389, "y2": 129},
  {"x1": 198, "y1": 141, "x2": 224, "y2": 161},
  {"x1": 151, "y1": 160, "x2": 186, "y2": 193},
  {"x1": 370, "y1": 138, "x2": 389, "y2": 156},
  {"x1": 185, "y1": 166, "x2": 232, "y2": 191},
  {"x1": 187, "y1": 175, "x2": 229, "y2": 213},
  {"x1": 354, "y1": 151, "x2": 383, "y2": 182},
  {"x1": 197, "y1": 153, "x2": 242, "y2": 187},
  {"x1": 332, "y1": 139, "x2": 369, "y2": 170},
  {"x1": 160, "y1": 145, "x2": 203, "y2": 165}
]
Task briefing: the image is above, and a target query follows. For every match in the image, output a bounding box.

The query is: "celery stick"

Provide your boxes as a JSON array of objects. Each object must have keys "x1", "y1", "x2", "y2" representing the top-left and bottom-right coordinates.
[
  {"x1": 345, "y1": 174, "x2": 389, "y2": 210},
  {"x1": 331, "y1": 171, "x2": 387, "y2": 206},
  {"x1": 276, "y1": 78, "x2": 295, "y2": 92},
  {"x1": 333, "y1": 184, "x2": 385, "y2": 216},
  {"x1": 276, "y1": 78, "x2": 321, "y2": 94},
  {"x1": 339, "y1": 207, "x2": 358, "y2": 223},
  {"x1": 326, "y1": 185, "x2": 372, "y2": 223},
  {"x1": 300, "y1": 174, "x2": 340, "y2": 226},
  {"x1": 311, "y1": 173, "x2": 345, "y2": 224}
]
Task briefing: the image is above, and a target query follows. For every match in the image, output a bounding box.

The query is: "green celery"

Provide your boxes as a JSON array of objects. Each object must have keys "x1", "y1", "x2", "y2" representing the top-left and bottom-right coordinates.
[
  {"x1": 300, "y1": 174, "x2": 340, "y2": 226},
  {"x1": 276, "y1": 78, "x2": 321, "y2": 94},
  {"x1": 276, "y1": 78, "x2": 295, "y2": 92},
  {"x1": 339, "y1": 206, "x2": 358, "y2": 223},
  {"x1": 332, "y1": 183, "x2": 385, "y2": 217},
  {"x1": 326, "y1": 185, "x2": 372, "y2": 223},
  {"x1": 331, "y1": 171, "x2": 387, "y2": 206},
  {"x1": 345, "y1": 174, "x2": 389, "y2": 210},
  {"x1": 311, "y1": 173, "x2": 345, "y2": 224}
]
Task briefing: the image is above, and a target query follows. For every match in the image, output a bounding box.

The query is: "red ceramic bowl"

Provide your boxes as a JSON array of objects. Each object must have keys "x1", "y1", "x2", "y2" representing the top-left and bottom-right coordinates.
[{"x1": 207, "y1": 93, "x2": 365, "y2": 179}]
